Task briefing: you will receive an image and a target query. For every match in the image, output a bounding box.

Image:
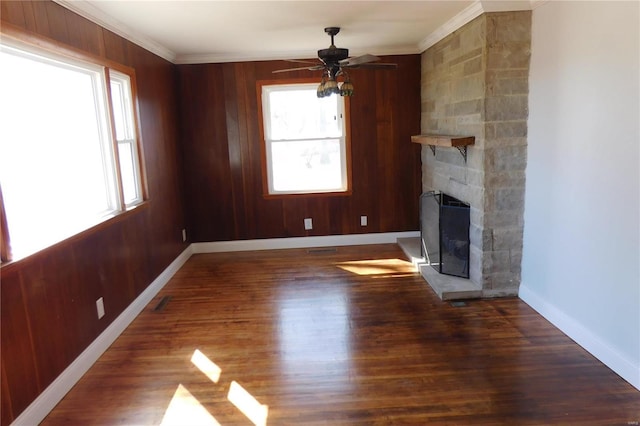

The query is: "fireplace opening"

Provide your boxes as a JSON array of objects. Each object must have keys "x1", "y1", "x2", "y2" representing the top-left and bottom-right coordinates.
[{"x1": 420, "y1": 191, "x2": 470, "y2": 278}]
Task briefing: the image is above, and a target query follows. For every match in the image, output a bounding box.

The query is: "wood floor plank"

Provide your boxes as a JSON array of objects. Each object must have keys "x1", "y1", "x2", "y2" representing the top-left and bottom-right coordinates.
[{"x1": 42, "y1": 244, "x2": 639, "y2": 425}]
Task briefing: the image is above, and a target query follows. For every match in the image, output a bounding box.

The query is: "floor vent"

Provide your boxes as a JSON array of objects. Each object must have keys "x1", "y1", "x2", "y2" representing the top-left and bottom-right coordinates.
[
  {"x1": 153, "y1": 295, "x2": 172, "y2": 312},
  {"x1": 450, "y1": 301, "x2": 467, "y2": 307},
  {"x1": 307, "y1": 247, "x2": 338, "y2": 254}
]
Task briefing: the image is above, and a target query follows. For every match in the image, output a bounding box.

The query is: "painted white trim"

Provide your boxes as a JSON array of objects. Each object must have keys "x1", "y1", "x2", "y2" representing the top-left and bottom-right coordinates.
[
  {"x1": 11, "y1": 232, "x2": 417, "y2": 424},
  {"x1": 519, "y1": 283, "x2": 640, "y2": 391},
  {"x1": 52, "y1": 0, "x2": 537, "y2": 65},
  {"x1": 418, "y1": 1, "x2": 484, "y2": 53},
  {"x1": 529, "y1": 0, "x2": 550, "y2": 10},
  {"x1": 52, "y1": 0, "x2": 176, "y2": 63},
  {"x1": 192, "y1": 231, "x2": 420, "y2": 254},
  {"x1": 11, "y1": 246, "x2": 193, "y2": 426}
]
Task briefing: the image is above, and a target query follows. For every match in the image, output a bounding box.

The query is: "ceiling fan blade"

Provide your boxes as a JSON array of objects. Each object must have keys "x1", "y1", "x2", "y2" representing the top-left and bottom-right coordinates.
[
  {"x1": 284, "y1": 59, "x2": 319, "y2": 65},
  {"x1": 272, "y1": 65, "x2": 325, "y2": 74},
  {"x1": 339, "y1": 54, "x2": 380, "y2": 66},
  {"x1": 344, "y1": 63, "x2": 398, "y2": 70}
]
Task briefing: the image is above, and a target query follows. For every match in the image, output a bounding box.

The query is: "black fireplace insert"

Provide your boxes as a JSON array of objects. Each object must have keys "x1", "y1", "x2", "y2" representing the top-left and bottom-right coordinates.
[{"x1": 420, "y1": 191, "x2": 470, "y2": 278}]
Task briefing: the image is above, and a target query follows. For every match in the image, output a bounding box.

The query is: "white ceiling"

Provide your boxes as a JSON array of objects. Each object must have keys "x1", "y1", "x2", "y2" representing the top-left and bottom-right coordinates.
[{"x1": 54, "y1": 0, "x2": 537, "y2": 64}]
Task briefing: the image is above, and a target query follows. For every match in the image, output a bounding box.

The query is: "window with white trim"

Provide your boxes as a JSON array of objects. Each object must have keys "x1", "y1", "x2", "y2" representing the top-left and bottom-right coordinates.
[
  {"x1": 110, "y1": 71, "x2": 143, "y2": 205},
  {"x1": 0, "y1": 41, "x2": 144, "y2": 260},
  {"x1": 260, "y1": 82, "x2": 350, "y2": 196}
]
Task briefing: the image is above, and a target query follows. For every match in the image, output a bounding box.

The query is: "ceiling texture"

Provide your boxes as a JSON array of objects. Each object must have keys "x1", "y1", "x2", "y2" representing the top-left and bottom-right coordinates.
[{"x1": 54, "y1": 0, "x2": 537, "y2": 64}]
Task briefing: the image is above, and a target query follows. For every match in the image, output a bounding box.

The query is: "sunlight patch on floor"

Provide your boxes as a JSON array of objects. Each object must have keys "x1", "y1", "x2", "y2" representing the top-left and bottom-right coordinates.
[
  {"x1": 191, "y1": 349, "x2": 222, "y2": 383},
  {"x1": 336, "y1": 258, "x2": 416, "y2": 276},
  {"x1": 227, "y1": 380, "x2": 269, "y2": 426},
  {"x1": 161, "y1": 384, "x2": 220, "y2": 426}
]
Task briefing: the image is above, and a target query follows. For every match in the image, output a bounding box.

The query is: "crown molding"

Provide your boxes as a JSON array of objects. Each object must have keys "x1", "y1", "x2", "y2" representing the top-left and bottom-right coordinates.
[
  {"x1": 530, "y1": 0, "x2": 550, "y2": 9},
  {"x1": 418, "y1": 1, "x2": 484, "y2": 53},
  {"x1": 418, "y1": 0, "x2": 537, "y2": 53},
  {"x1": 52, "y1": 0, "x2": 177, "y2": 63},
  {"x1": 55, "y1": 0, "x2": 535, "y2": 65}
]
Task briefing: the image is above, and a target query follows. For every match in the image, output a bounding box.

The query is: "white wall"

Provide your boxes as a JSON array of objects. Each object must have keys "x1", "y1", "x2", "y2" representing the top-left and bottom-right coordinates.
[{"x1": 522, "y1": 1, "x2": 639, "y2": 389}]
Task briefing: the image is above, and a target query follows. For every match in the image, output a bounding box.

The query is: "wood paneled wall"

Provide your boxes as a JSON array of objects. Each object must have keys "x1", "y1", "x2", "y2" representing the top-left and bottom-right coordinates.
[
  {"x1": 0, "y1": 2, "x2": 187, "y2": 425},
  {"x1": 177, "y1": 56, "x2": 422, "y2": 242}
]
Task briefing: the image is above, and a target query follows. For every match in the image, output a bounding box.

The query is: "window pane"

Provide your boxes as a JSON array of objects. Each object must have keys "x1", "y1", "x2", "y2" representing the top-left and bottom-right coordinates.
[
  {"x1": 0, "y1": 48, "x2": 115, "y2": 257},
  {"x1": 271, "y1": 139, "x2": 345, "y2": 192},
  {"x1": 110, "y1": 72, "x2": 141, "y2": 206},
  {"x1": 267, "y1": 88, "x2": 342, "y2": 140},
  {"x1": 110, "y1": 79, "x2": 127, "y2": 140},
  {"x1": 118, "y1": 141, "x2": 138, "y2": 204}
]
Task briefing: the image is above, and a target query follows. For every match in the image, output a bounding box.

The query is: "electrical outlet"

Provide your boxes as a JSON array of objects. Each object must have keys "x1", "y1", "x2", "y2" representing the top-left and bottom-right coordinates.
[
  {"x1": 182, "y1": 228, "x2": 187, "y2": 242},
  {"x1": 304, "y1": 218, "x2": 313, "y2": 230},
  {"x1": 360, "y1": 215, "x2": 368, "y2": 226},
  {"x1": 96, "y1": 297, "x2": 105, "y2": 319}
]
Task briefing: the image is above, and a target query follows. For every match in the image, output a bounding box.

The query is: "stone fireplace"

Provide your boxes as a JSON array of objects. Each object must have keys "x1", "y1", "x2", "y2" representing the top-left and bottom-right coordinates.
[{"x1": 415, "y1": 11, "x2": 531, "y2": 299}]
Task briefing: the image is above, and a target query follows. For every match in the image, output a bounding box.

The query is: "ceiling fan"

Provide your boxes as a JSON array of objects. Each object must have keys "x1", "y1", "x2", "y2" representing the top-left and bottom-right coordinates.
[{"x1": 273, "y1": 27, "x2": 397, "y2": 97}]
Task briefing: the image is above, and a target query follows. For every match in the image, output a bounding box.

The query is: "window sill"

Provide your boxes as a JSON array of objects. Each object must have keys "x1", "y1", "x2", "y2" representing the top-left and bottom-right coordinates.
[
  {"x1": 0, "y1": 201, "x2": 150, "y2": 272},
  {"x1": 263, "y1": 190, "x2": 352, "y2": 200}
]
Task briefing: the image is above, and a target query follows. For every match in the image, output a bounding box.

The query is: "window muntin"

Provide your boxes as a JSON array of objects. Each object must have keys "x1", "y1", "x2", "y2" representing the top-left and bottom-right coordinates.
[
  {"x1": 0, "y1": 42, "x2": 144, "y2": 260},
  {"x1": 110, "y1": 71, "x2": 143, "y2": 205},
  {"x1": 261, "y1": 83, "x2": 349, "y2": 195}
]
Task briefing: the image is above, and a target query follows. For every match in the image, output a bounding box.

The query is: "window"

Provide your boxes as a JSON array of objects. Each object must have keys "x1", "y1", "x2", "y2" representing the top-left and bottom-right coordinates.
[
  {"x1": 110, "y1": 71, "x2": 144, "y2": 205},
  {"x1": 0, "y1": 41, "x2": 145, "y2": 261},
  {"x1": 259, "y1": 81, "x2": 351, "y2": 196}
]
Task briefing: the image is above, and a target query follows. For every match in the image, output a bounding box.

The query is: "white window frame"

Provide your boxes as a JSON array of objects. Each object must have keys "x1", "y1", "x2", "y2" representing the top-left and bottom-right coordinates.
[
  {"x1": 0, "y1": 38, "x2": 145, "y2": 260},
  {"x1": 109, "y1": 70, "x2": 144, "y2": 206},
  {"x1": 260, "y1": 82, "x2": 350, "y2": 196}
]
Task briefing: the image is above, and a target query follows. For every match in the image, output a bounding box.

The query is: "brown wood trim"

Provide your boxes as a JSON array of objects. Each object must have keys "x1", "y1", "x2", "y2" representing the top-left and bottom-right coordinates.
[
  {"x1": 262, "y1": 190, "x2": 353, "y2": 200},
  {"x1": 255, "y1": 77, "x2": 354, "y2": 199},
  {"x1": 104, "y1": 67, "x2": 126, "y2": 209},
  {"x1": 255, "y1": 78, "x2": 273, "y2": 197},
  {"x1": 0, "y1": 201, "x2": 150, "y2": 274},
  {"x1": 410, "y1": 134, "x2": 475, "y2": 147},
  {"x1": 0, "y1": 184, "x2": 12, "y2": 263},
  {"x1": 0, "y1": 21, "x2": 136, "y2": 76},
  {"x1": 128, "y1": 71, "x2": 150, "y2": 201},
  {"x1": 343, "y1": 95, "x2": 353, "y2": 197}
]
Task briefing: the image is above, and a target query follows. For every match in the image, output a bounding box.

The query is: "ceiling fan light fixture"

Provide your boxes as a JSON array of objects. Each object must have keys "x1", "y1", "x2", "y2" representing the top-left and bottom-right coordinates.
[
  {"x1": 340, "y1": 79, "x2": 354, "y2": 97},
  {"x1": 323, "y1": 78, "x2": 339, "y2": 97},
  {"x1": 274, "y1": 27, "x2": 395, "y2": 98},
  {"x1": 317, "y1": 78, "x2": 327, "y2": 98}
]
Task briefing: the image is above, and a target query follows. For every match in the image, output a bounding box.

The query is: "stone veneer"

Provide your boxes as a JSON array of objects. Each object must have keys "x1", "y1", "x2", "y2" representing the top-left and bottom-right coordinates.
[{"x1": 420, "y1": 11, "x2": 531, "y2": 297}]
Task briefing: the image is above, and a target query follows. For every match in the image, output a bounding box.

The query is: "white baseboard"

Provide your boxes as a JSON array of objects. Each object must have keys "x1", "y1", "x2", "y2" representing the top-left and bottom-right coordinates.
[
  {"x1": 192, "y1": 231, "x2": 420, "y2": 253},
  {"x1": 519, "y1": 283, "x2": 640, "y2": 391},
  {"x1": 12, "y1": 246, "x2": 193, "y2": 426},
  {"x1": 12, "y1": 232, "x2": 418, "y2": 425}
]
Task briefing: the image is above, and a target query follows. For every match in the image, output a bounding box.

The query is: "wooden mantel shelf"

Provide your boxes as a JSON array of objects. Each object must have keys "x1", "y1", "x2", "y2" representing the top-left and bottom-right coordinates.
[
  {"x1": 411, "y1": 134, "x2": 475, "y2": 162},
  {"x1": 411, "y1": 134, "x2": 475, "y2": 147}
]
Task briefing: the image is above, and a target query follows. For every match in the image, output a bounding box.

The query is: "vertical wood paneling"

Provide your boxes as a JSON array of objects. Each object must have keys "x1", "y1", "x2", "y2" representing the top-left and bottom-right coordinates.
[
  {"x1": 179, "y1": 55, "x2": 421, "y2": 242},
  {"x1": 102, "y1": 28, "x2": 129, "y2": 65},
  {"x1": 178, "y1": 64, "x2": 235, "y2": 242},
  {"x1": 42, "y1": 1, "x2": 69, "y2": 44},
  {"x1": 0, "y1": 2, "x2": 186, "y2": 424},
  {"x1": 61, "y1": 8, "x2": 103, "y2": 57},
  {"x1": 0, "y1": 269, "x2": 40, "y2": 425},
  {"x1": 0, "y1": 1, "x2": 27, "y2": 28}
]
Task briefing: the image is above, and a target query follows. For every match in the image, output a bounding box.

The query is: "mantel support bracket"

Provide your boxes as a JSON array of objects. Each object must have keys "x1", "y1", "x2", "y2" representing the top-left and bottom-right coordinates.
[
  {"x1": 456, "y1": 146, "x2": 468, "y2": 163},
  {"x1": 428, "y1": 145, "x2": 468, "y2": 163}
]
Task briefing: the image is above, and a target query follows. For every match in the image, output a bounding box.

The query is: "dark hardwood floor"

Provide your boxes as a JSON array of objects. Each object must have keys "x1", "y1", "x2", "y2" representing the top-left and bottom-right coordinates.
[{"x1": 43, "y1": 244, "x2": 639, "y2": 425}]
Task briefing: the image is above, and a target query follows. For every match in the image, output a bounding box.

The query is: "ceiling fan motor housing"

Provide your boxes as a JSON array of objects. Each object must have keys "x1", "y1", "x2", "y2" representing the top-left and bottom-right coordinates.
[{"x1": 317, "y1": 47, "x2": 349, "y2": 66}]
